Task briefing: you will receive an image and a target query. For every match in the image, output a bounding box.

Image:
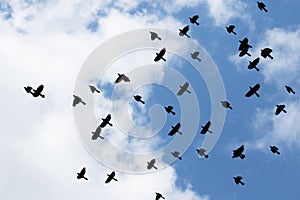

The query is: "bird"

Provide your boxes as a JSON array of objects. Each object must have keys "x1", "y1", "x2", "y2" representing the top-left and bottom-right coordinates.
[
  {"x1": 168, "y1": 123, "x2": 183, "y2": 136},
  {"x1": 177, "y1": 82, "x2": 191, "y2": 96},
  {"x1": 189, "y1": 15, "x2": 199, "y2": 25},
  {"x1": 147, "y1": 159, "x2": 158, "y2": 170},
  {"x1": 270, "y1": 146, "x2": 280, "y2": 155},
  {"x1": 150, "y1": 31, "x2": 162, "y2": 40},
  {"x1": 196, "y1": 148, "x2": 209, "y2": 158},
  {"x1": 232, "y1": 145, "x2": 246, "y2": 159},
  {"x1": 179, "y1": 25, "x2": 190, "y2": 38},
  {"x1": 234, "y1": 176, "x2": 245, "y2": 185},
  {"x1": 73, "y1": 95, "x2": 86, "y2": 107},
  {"x1": 220, "y1": 101, "x2": 233, "y2": 110},
  {"x1": 134, "y1": 95, "x2": 145, "y2": 104},
  {"x1": 261, "y1": 48, "x2": 273, "y2": 59},
  {"x1": 171, "y1": 151, "x2": 182, "y2": 160},
  {"x1": 245, "y1": 83, "x2": 260, "y2": 97},
  {"x1": 247, "y1": 57, "x2": 260, "y2": 71},
  {"x1": 226, "y1": 25, "x2": 236, "y2": 35},
  {"x1": 77, "y1": 167, "x2": 88, "y2": 180},
  {"x1": 91, "y1": 125, "x2": 104, "y2": 140},
  {"x1": 275, "y1": 104, "x2": 287, "y2": 115},
  {"x1": 154, "y1": 48, "x2": 167, "y2": 62},
  {"x1": 155, "y1": 192, "x2": 165, "y2": 200},
  {"x1": 191, "y1": 51, "x2": 201, "y2": 62},
  {"x1": 24, "y1": 84, "x2": 45, "y2": 98},
  {"x1": 285, "y1": 85, "x2": 295, "y2": 94},
  {"x1": 200, "y1": 121, "x2": 212, "y2": 134},
  {"x1": 165, "y1": 105, "x2": 176, "y2": 115},
  {"x1": 105, "y1": 171, "x2": 118, "y2": 184},
  {"x1": 89, "y1": 85, "x2": 100, "y2": 93},
  {"x1": 100, "y1": 114, "x2": 113, "y2": 128},
  {"x1": 115, "y1": 73, "x2": 130, "y2": 83},
  {"x1": 238, "y1": 38, "x2": 252, "y2": 51},
  {"x1": 257, "y1": 1, "x2": 268, "y2": 12}
]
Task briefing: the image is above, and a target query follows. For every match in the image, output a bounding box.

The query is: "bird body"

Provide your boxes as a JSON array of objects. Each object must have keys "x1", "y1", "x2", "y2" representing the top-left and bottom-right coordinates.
[
  {"x1": 134, "y1": 95, "x2": 145, "y2": 104},
  {"x1": 285, "y1": 85, "x2": 295, "y2": 94},
  {"x1": 248, "y1": 57, "x2": 260, "y2": 71},
  {"x1": 179, "y1": 25, "x2": 190, "y2": 38},
  {"x1": 261, "y1": 48, "x2": 273, "y2": 59},
  {"x1": 189, "y1": 15, "x2": 199, "y2": 25},
  {"x1": 165, "y1": 106, "x2": 176, "y2": 115},
  {"x1": 221, "y1": 101, "x2": 233, "y2": 110},
  {"x1": 226, "y1": 25, "x2": 236, "y2": 35},
  {"x1": 77, "y1": 167, "x2": 88, "y2": 180},
  {"x1": 196, "y1": 148, "x2": 209, "y2": 158},
  {"x1": 270, "y1": 146, "x2": 280, "y2": 154},
  {"x1": 234, "y1": 176, "x2": 245, "y2": 185},
  {"x1": 275, "y1": 104, "x2": 287, "y2": 115},
  {"x1": 257, "y1": 1, "x2": 268, "y2": 12},
  {"x1": 171, "y1": 151, "x2": 182, "y2": 160}
]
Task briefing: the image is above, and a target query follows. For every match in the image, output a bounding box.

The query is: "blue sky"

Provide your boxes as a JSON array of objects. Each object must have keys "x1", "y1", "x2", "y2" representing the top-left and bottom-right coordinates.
[{"x1": 1, "y1": 0, "x2": 300, "y2": 200}]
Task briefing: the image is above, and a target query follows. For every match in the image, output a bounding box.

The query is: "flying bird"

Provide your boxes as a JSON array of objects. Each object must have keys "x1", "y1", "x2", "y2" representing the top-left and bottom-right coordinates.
[
  {"x1": 115, "y1": 73, "x2": 130, "y2": 83},
  {"x1": 257, "y1": 1, "x2": 268, "y2": 12},
  {"x1": 220, "y1": 101, "x2": 233, "y2": 110},
  {"x1": 232, "y1": 145, "x2": 246, "y2": 159},
  {"x1": 171, "y1": 151, "x2": 182, "y2": 160},
  {"x1": 275, "y1": 104, "x2": 287, "y2": 115},
  {"x1": 73, "y1": 95, "x2": 86, "y2": 107},
  {"x1": 24, "y1": 84, "x2": 45, "y2": 98},
  {"x1": 226, "y1": 25, "x2": 236, "y2": 35},
  {"x1": 177, "y1": 82, "x2": 191, "y2": 96},
  {"x1": 285, "y1": 85, "x2": 295, "y2": 94},
  {"x1": 179, "y1": 25, "x2": 190, "y2": 38},
  {"x1": 270, "y1": 146, "x2": 280, "y2": 155},
  {"x1": 77, "y1": 167, "x2": 88, "y2": 180},
  {"x1": 234, "y1": 176, "x2": 245, "y2": 185},
  {"x1": 91, "y1": 125, "x2": 104, "y2": 140},
  {"x1": 245, "y1": 83, "x2": 260, "y2": 97},
  {"x1": 247, "y1": 57, "x2": 260, "y2": 71},
  {"x1": 261, "y1": 48, "x2": 273, "y2": 59},
  {"x1": 191, "y1": 51, "x2": 201, "y2": 62},
  {"x1": 105, "y1": 171, "x2": 118, "y2": 184},
  {"x1": 100, "y1": 114, "x2": 113, "y2": 128},
  {"x1": 196, "y1": 148, "x2": 209, "y2": 158},
  {"x1": 238, "y1": 38, "x2": 252, "y2": 51},
  {"x1": 189, "y1": 15, "x2": 199, "y2": 25},
  {"x1": 150, "y1": 31, "x2": 162, "y2": 40},
  {"x1": 147, "y1": 159, "x2": 158, "y2": 170},
  {"x1": 165, "y1": 105, "x2": 176, "y2": 115},
  {"x1": 168, "y1": 123, "x2": 183, "y2": 136},
  {"x1": 155, "y1": 192, "x2": 165, "y2": 200},
  {"x1": 89, "y1": 85, "x2": 100, "y2": 93},
  {"x1": 154, "y1": 48, "x2": 166, "y2": 62},
  {"x1": 134, "y1": 95, "x2": 145, "y2": 104},
  {"x1": 200, "y1": 121, "x2": 212, "y2": 134}
]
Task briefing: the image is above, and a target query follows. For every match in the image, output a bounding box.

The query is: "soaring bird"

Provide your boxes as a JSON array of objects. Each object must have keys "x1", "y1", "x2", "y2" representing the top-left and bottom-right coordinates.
[
  {"x1": 234, "y1": 176, "x2": 245, "y2": 185},
  {"x1": 89, "y1": 85, "x2": 100, "y2": 93},
  {"x1": 232, "y1": 145, "x2": 246, "y2": 159},
  {"x1": 179, "y1": 25, "x2": 190, "y2": 38},
  {"x1": 220, "y1": 101, "x2": 233, "y2": 110},
  {"x1": 105, "y1": 171, "x2": 118, "y2": 184},
  {"x1": 77, "y1": 167, "x2": 88, "y2": 180},
  {"x1": 155, "y1": 192, "x2": 165, "y2": 200},
  {"x1": 91, "y1": 125, "x2": 104, "y2": 140},
  {"x1": 196, "y1": 148, "x2": 209, "y2": 158},
  {"x1": 270, "y1": 146, "x2": 280, "y2": 155},
  {"x1": 134, "y1": 95, "x2": 145, "y2": 104},
  {"x1": 261, "y1": 48, "x2": 273, "y2": 59},
  {"x1": 247, "y1": 57, "x2": 260, "y2": 71},
  {"x1": 189, "y1": 15, "x2": 199, "y2": 25},
  {"x1": 275, "y1": 104, "x2": 287, "y2": 115},
  {"x1": 226, "y1": 25, "x2": 236, "y2": 35},
  {"x1": 171, "y1": 151, "x2": 182, "y2": 160},
  {"x1": 285, "y1": 85, "x2": 295, "y2": 94},
  {"x1": 150, "y1": 31, "x2": 162, "y2": 40},
  {"x1": 165, "y1": 105, "x2": 176, "y2": 115},
  {"x1": 200, "y1": 121, "x2": 212, "y2": 134},
  {"x1": 24, "y1": 84, "x2": 45, "y2": 98},
  {"x1": 115, "y1": 73, "x2": 130, "y2": 83},
  {"x1": 73, "y1": 95, "x2": 86, "y2": 107},
  {"x1": 191, "y1": 51, "x2": 202, "y2": 62},
  {"x1": 257, "y1": 1, "x2": 268, "y2": 12}
]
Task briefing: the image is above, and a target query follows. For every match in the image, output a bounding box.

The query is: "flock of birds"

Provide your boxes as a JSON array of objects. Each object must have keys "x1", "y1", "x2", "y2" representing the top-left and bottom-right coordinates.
[{"x1": 22, "y1": 1, "x2": 296, "y2": 199}]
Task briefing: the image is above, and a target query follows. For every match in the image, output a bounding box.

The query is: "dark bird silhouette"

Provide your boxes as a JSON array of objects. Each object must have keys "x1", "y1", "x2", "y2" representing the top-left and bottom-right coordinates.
[
  {"x1": 165, "y1": 105, "x2": 176, "y2": 115},
  {"x1": 221, "y1": 101, "x2": 233, "y2": 110},
  {"x1": 261, "y1": 48, "x2": 273, "y2": 59},
  {"x1": 89, "y1": 85, "x2": 100, "y2": 93},
  {"x1": 245, "y1": 83, "x2": 260, "y2": 97},
  {"x1": 179, "y1": 25, "x2": 190, "y2": 38},
  {"x1": 100, "y1": 114, "x2": 113, "y2": 128},
  {"x1": 226, "y1": 25, "x2": 236, "y2": 35},
  {"x1": 91, "y1": 125, "x2": 104, "y2": 140},
  {"x1": 155, "y1": 192, "x2": 165, "y2": 200},
  {"x1": 275, "y1": 104, "x2": 287, "y2": 115},
  {"x1": 196, "y1": 148, "x2": 208, "y2": 158},
  {"x1": 257, "y1": 1, "x2": 268, "y2": 12},
  {"x1": 247, "y1": 57, "x2": 260, "y2": 71},
  {"x1": 232, "y1": 145, "x2": 246, "y2": 159},
  {"x1": 77, "y1": 167, "x2": 88, "y2": 180},
  {"x1": 200, "y1": 121, "x2": 212, "y2": 134},
  {"x1": 234, "y1": 176, "x2": 245, "y2": 185},
  {"x1": 147, "y1": 159, "x2": 158, "y2": 170},
  {"x1": 270, "y1": 146, "x2": 280, "y2": 155},
  {"x1": 177, "y1": 82, "x2": 191, "y2": 96},
  {"x1": 189, "y1": 15, "x2": 199, "y2": 25},
  {"x1": 239, "y1": 38, "x2": 252, "y2": 51},
  {"x1": 285, "y1": 85, "x2": 295, "y2": 94},
  {"x1": 105, "y1": 171, "x2": 118, "y2": 184},
  {"x1": 73, "y1": 95, "x2": 86, "y2": 107},
  {"x1": 154, "y1": 48, "x2": 166, "y2": 62},
  {"x1": 168, "y1": 123, "x2": 183, "y2": 136},
  {"x1": 150, "y1": 31, "x2": 162, "y2": 40},
  {"x1": 24, "y1": 84, "x2": 45, "y2": 98},
  {"x1": 239, "y1": 48, "x2": 251, "y2": 57},
  {"x1": 115, "y1": 73, "x2": 130, "y2": 83},
  {"x1": 134, "y1": 95, "x2": 145, "y2": 104},
  {"x1": 171, "y1": 151, "x2": 182, "y2": 160},
  {"x1": 191, "y1": 51, "x2": 201, "y2": 62}
]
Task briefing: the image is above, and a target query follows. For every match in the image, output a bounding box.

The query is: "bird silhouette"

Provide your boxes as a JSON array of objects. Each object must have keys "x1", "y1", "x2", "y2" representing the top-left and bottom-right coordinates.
[
  {"x1": 226, "y1": 25, "x2": 236, "y2": 35},
  {"x1": 100, "y1": 114, "x2": 113, "y2": 128},
  {"x1": 191, "y1": 51, "x2": 201, "y2": 62},
  {"x1": 247, "y1": 57, "x2": 260, "y2": 71},
  {"x1": 115, "y1": 73, "x2": 130, "y2": 83},
  {"x1": 89, "y1": 85, "x2": 100, "y2": 93},
  {"x1": 261, "y1": 48, "x2": 273, "y2": 59},
  {"x1": 134, "y1": 95, "x2": 145, "y2": 104},
  {"x1": 73, "y1": 95, "x2": 86, "y2": 107},
  {"x1": 155, "y1": 192, "x2": 165, "y2": 200},
  {"x1": 165, "y1": 105, "x2": 176, "y2": 115},
  {"x1": 24, "y1": 84, "x2": 45, "y2": 98},
  {"x1": 232, "y1": 145, "x2": 246, "y2": 159},
  {"x1": 154, "y1": 48, "x2": 167, "y2": 62},
  {"x1": 77, "y1": 167, "x2": 88, "y2": 180},
  {"x1": 200, "y1": 121, "x2": 212, "y2": 134},
  {"x1": 150, "y1": 31, "x2": 162, "y2": 40},
  {"x1": 189, "y1": 15, "x2": 199, "y2": 25},
  {"x1": 171, "y1": 151, "x2": 182, "y2": 160},
  {"x1": 179, "y1": 25, "x2": 190, "y2": 38},
  {"x1": 234, "y1": 176, "x2": 245, "y2": 185},
  {"x1": 285, "y1": 85, "x2": 295, "y2": 94},
  {"x1": 220, "y1": 101, "x2": 233, "y2": 110},
  {"x1": 147, "y1": 159, "x2": 158, "y2": 170},
  {"x1": 196, "y1": 148, "x2": 209, "y2": 158},
  {"x1": 257, "y1": 1, "x2": 268, "y2": 12},
  {"x1": 270, "y1": 146, "x2": 280, "y2": 155},
  {"x1": 91, "y1": 125, "x2": 104, "y2": 140},
  {"x1": 245, "y1": 83, "x2": 260, "y2": 97},
  {"x1": 275, "y1": 104, "x2": 287, "y2": 115},
  {"x1": 105, "y1": 171, "x2": 118, "y2": 184}
]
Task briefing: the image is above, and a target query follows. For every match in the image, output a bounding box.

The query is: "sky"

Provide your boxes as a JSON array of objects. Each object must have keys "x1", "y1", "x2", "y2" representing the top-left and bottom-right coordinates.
[{"x1": 1, "y1": 0, "x2": 300, "y2": 199}]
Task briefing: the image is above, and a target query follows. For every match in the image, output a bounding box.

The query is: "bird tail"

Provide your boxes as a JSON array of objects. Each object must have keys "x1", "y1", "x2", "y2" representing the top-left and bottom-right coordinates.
[
  {"x1": 240, "y1": 181, "x2": 245, "y2": 185},
  {"x1": 157, "y1": 36, "x2": 162, "y2": 40},
  {"x1": 232, "y1": 31, "x2": 237, "y2": 35},
  {"x1": 255, "y1": 67, "x2": 259, "y2": 71},
  {"x1": 161, "y1": 57, "x2": 166, "y2": 62},
  {"x1": 228, "y1": 105, "x2": 233, "y2": 110},
  {"x1": 40, "y1": 94, "x2": 45, "y2": 98},
  {"x1": 195, "y1": 22, "x2": 199, "y2": 25},
  {"x1": 263, "y1": 7, "x2": 268, "y2": 12},
  {"x1": 108, "y1": 122, "x2": 113, "y2": 126},
  {"x1": 140, "y1": 100, "x2": 145, "y2": 104},
  {"x1": 170, "y1": 110, "x2": 176, "y2": 115},
  {"x1": 177, "y1": 131, "x2": 183, "y2": 135},
  {"x1": 268, "y1": 55, "x2": 273, "y2": 59}
]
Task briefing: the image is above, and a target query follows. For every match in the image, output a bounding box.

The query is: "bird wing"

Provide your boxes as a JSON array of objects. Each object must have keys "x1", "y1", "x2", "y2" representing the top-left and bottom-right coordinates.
[
  {"x1": 35, "y1": 84, "x2": 44, "y2": 94},
  {"x1": 122, "y1": 75, "x2": 130, "y2": 82}
]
